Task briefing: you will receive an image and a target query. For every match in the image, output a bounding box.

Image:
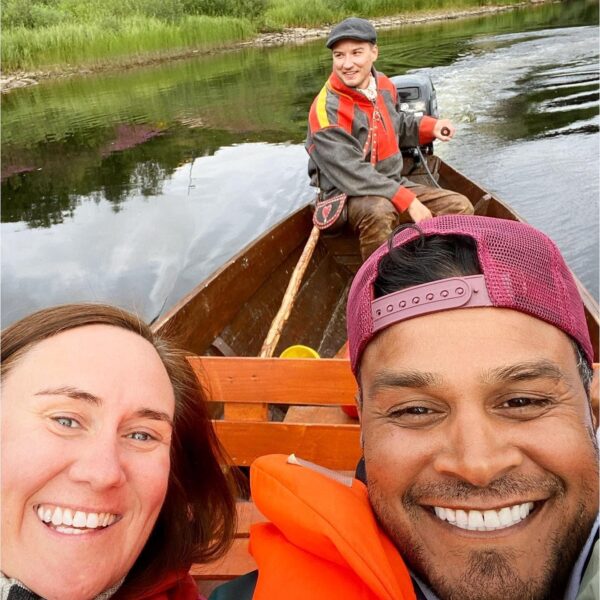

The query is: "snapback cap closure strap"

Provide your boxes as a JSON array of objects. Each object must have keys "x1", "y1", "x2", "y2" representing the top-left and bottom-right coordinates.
[{"x1": 371, "y1": 274, "x2": 493, "y2": 332}]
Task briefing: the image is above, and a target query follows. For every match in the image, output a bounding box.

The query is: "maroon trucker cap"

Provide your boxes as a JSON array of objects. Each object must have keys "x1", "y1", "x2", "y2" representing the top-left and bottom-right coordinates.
[{"x1": 347, "y1": 215, "x2": 593, "y2": 375}]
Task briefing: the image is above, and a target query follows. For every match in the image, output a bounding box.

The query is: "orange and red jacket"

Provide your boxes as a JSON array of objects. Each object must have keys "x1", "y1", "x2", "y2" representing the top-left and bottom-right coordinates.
[
  {"x1": 248, "y1": 454, "x2": 417, "y2": 600},
  {"x1": 306, "y1": 70, "x2": 437, "y2": 213}
]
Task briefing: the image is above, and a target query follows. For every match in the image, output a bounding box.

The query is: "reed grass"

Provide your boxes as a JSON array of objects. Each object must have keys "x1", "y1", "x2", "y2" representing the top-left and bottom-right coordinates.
[
  {"x1": 263, "y1": 0, "x2": 336, "y2": 28},
  {"x1": 2, "y1": 15, "x2": 255, "y2": 71},
  {"x1": 1, "y1": 0, "x2": 267, "y2": 28},
  {"x1": 263, "y1": 0, "x2": 526, "y2": 27}
]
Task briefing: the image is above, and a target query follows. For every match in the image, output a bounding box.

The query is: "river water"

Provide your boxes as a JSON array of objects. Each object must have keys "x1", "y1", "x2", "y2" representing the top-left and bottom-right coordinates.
[{"x1": 1, "y1": 1, "x2": 598, "y2": 328}]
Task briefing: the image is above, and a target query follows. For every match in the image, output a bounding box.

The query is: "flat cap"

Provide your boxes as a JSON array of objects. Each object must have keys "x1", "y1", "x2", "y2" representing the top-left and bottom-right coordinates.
[{"x1": 326, "y1": 17, "x2": 377, "y2": 49}]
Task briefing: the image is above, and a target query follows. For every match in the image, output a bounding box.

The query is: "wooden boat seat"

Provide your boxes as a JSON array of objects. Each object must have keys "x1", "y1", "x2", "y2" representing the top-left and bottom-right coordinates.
[
  {"x1": 284, "y1": 405, "x2": 357, "y2": 424},
  {"x1": 188, "y1": 356, "x2": 361, "y2": 471}
]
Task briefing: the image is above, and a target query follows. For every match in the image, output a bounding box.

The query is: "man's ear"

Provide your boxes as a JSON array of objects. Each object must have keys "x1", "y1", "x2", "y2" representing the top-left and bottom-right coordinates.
[
  {"x1": 356, "y1": 388, "x2": 364, "y2": 448},
  {"x1": 591, "y1": 364, "x2": 598, "y2": 428},
  {"x1": 371, "y1": 43, "x2": 379, "y2": 61}
]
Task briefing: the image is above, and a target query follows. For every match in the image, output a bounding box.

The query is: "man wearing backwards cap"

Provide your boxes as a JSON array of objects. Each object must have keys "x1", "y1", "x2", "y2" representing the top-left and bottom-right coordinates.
[
  {"x1": 307, "y1": 17, "x2": 473, "y2": 260},
  {"x1": 210, "y1": 215, "x2": 598, "y2": 600}
]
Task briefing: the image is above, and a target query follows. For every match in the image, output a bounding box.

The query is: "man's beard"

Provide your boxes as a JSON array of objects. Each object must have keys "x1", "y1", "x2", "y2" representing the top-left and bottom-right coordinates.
[{"x1": 368, "y1": 473, "x2": 596, "y2": 600}]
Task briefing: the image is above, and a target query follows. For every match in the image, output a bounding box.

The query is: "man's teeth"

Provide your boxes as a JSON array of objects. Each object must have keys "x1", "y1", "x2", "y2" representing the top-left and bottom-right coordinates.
[
  {"x1": 433, "y1": 502, "x2": 535, "y2": 531},
  {"x1": 36, "y1": 505, "x2": 118, "y2": 532}
]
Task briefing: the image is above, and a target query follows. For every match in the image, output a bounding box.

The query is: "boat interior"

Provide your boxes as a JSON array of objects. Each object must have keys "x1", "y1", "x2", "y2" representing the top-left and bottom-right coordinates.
[{"x1": 155, "y1": 156, "x2": 599, "y2": 360}]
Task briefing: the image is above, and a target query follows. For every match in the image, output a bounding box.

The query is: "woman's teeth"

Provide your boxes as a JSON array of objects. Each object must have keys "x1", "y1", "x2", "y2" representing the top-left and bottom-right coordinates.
[
  {"x1": 36, "y1": 504, "x2": 118, "y2": 533},
  {"x1": 433, "y1": 502, "x2": 535, "y2": 531}
]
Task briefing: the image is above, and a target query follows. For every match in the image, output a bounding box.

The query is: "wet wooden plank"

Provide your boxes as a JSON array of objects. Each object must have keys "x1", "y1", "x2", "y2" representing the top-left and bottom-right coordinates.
[
  {"x1": 274, "y1": 252, "x2": 352, "y2": 357},
  {"x1": 189, "y1": 356, "x2": 357, "y2": 406},
  {"x1": 284, "y1": 406, "x2": 357, "y2": 425},
  {"x1": 213, "y1": 420, "x2": 361, "y2": 469},
  {"x1": 438, "y1": 161, "x2": 505, "y2": 214}
]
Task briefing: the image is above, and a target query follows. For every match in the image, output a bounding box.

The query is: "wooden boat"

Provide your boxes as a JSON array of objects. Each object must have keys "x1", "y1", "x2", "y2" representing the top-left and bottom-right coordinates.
[
  {"x1": 153, "y1": 157, "x2": 599, "y2": 361},
  {"x1": 152, "y1": 157, "x2": 599, "y2": 593}
]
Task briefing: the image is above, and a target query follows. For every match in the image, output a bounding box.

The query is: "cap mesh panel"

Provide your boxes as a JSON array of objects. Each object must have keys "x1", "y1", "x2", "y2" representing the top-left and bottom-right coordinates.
[{"x1": 347, "y1": 215, "x2": 593, "y2": 373}]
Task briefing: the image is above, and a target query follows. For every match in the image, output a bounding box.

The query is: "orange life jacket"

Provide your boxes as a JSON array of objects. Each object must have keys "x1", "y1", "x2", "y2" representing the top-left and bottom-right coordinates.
[{"x1": 249, "y1": 454, "x2": 417, "y2": 600}]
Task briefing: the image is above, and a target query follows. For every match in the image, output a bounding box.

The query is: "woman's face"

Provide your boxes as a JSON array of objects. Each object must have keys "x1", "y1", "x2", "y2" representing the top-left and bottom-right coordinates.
[{"x1": 1, "y1": 324, "x2": 175, "y2": 600}]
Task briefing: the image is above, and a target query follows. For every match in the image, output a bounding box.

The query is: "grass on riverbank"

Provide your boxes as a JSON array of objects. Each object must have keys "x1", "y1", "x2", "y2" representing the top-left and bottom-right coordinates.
[
  {"x1": 2, "y1": 16, "x2": 256, "y2": 72},
  {"x1": 2, "y1": 0, "x2": 529, "y2": 72},
  {"x1": 263, "y1": 0, "x2": 525, "y2": 27}
]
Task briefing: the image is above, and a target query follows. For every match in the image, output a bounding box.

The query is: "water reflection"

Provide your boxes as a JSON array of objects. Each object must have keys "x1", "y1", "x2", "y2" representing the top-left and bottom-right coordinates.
[
  {"x1": 1, "y1": 0, "x2": 598, "y2": 327},
  {"x1": 487, "y1": 29, "x2": 599, "y2": 139},
  {"x1": 1, "y1": 143, "x2": 313, "y2": 326}
]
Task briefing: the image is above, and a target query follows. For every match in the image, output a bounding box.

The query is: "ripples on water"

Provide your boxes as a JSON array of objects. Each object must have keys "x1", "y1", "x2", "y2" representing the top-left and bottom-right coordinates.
[
  {"x1": 1, "y1": 5, "x2": 598, "y2": 327},
  {"x1": 429, "y1": 26, "x2": 598, "y2": 299}
]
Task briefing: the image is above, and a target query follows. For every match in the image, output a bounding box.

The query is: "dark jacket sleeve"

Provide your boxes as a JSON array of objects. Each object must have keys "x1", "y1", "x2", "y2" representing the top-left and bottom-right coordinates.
[{"x1": 208, "y1": 570, "x2": 258, "y2": 600}]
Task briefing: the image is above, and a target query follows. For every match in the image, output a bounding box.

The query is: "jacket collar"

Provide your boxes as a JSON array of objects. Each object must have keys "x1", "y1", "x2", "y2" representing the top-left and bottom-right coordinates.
[{"x1": 328, "y1": 69, "x2": 379, "y2": 104}]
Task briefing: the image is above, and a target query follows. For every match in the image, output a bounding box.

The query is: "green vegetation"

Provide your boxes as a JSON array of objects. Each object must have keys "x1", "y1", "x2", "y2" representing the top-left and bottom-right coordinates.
[
  {"x1": 3, "y1": 17, "x2": 255, "y2": 72},
  {"x1": 2, "y1": 0, "x2": 263, "y2": 72},
  {"x1": 2, "y1": 0, "x2": 528, "y2": 72},
  {"x1": 263, "y1": 0, "x2": 520, "y2": 28}
]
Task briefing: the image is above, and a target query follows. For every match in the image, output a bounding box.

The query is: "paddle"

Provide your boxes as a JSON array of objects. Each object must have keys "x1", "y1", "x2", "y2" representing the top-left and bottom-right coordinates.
[{"x1": 260, "y1": 225, "x2": 321, "y2": 358}]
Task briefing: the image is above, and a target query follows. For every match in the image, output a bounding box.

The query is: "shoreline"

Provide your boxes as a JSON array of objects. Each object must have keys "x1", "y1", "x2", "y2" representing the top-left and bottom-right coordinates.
[{"x1": 0, "y1": 1, "x2": 554, "y2": 94}]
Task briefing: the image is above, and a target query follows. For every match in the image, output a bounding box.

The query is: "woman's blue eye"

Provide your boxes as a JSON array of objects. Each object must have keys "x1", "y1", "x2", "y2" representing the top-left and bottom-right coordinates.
[
  {"x1": 53, "y1": 416, "x2": 79, "y2": 428},
  {"x1": 128, "y1": 431, "x2": 154, "y2": 442}
]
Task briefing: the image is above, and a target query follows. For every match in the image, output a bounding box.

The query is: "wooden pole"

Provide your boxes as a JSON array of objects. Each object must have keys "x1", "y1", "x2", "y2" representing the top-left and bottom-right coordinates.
[{"x1": 260, "y1": 225, "x2": 321, "y2": 358}]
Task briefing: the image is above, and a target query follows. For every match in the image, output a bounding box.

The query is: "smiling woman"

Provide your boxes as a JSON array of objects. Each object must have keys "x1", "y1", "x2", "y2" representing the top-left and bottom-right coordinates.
[{"x1": 0, "y1": 304, "x2": 237, "y2": 600}]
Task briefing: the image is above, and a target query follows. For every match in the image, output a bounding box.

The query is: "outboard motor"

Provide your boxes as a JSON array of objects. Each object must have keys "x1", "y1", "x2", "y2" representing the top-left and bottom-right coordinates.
[
  {"x1": 390, "y1": 72, "x2": 439, "y2": 121},
  {"x1": 389, "y1": 73, "x2": 441, "y2": 182}
]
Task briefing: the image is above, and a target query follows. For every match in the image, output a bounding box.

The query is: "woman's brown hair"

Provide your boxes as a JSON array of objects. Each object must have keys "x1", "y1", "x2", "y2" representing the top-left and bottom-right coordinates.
[{"x1": 1, "y1": 303, "x2": 237, "y2": 595}]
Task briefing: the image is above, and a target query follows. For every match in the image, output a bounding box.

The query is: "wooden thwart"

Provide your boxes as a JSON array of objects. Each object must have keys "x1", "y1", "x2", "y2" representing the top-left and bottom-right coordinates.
[
  {"x1": 189, "y1": 355, "x2": 361, "y2": 469},
  {"x1": 189, "y1": 356, "x2": 357, "y2": 406},
  {"x1": 214, "y1": 420, "x2": 360, "y2": 469}
]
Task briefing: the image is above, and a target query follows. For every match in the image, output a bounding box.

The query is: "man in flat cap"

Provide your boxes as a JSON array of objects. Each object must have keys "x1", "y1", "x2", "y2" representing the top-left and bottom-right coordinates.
[{"x1": 307, "y1": 17, "x2": 473, "y2": 260}]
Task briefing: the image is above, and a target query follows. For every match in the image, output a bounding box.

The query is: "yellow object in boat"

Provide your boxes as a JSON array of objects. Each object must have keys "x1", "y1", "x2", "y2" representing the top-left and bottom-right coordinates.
[{"x1": 280, "y1": 345, "x2": 320, "y2": 359}]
